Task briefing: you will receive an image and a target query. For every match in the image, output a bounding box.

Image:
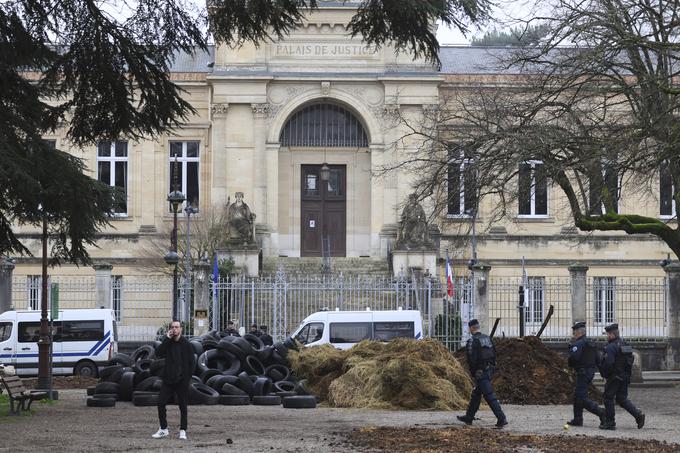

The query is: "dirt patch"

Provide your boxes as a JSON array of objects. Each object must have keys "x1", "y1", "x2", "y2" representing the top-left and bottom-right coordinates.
[
  {"x1": 22, "y1": 375, "x2": 98, "y2": 390},
  {"x1": 288, "y1": 338, "x2": 473, "y2": 410},
  {"x1": 346, "y1": 426, "x2": 680, "y2": 453},
  {"x1": 456, "y1": 336, "x2": 601, "y2": 405}
]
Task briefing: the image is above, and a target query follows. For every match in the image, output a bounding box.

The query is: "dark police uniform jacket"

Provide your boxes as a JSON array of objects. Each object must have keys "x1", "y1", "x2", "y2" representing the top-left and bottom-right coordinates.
[
  {"x1": 466, "y1": 332, "x2": 496, "y2": 377},
  {"x1": 600, "y1": 338, "x2": 633, "y2": 382},
  {"x1": 568, "y1": 336, "x2": 598, "y2": 370}
]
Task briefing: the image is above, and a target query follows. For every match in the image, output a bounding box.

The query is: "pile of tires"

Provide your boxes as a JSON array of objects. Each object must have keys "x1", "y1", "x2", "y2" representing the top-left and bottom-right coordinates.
[{"x1": 85, "y1": 333, "x2": 316, "y2": 409}]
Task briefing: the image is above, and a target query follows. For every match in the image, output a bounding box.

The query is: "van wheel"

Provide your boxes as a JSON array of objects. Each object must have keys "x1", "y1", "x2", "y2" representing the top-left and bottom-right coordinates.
[{"x1": 75, "y1": 361, "x2": 98, "y2": 378}]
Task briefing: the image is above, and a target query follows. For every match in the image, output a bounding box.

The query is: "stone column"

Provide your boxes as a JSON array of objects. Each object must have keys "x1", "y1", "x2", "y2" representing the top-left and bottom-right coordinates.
[
  {"x1": 211, "y1": 103, "x2": 229, "y2": 207},
  {"x1": 665, "y1": 263, "x2": 680, "y2": 370},
  {"x1": 0, "y1": 258, "x2": 15, "y2": 313},
  {"x1": 469, "y1": 262, "x2": 491, "y2": 333},
  {"x1": 568, "y1": 264, "x2": 588, "y2": 325},
  {"x1": 93, "y1": 263, "x2": 113, "y2": 310},
  {"x1": 193, "y1": 259, "x2": 212, "y2": 336},
  {"x1": 252, "y1": 104, "x2": 269, "y2": 224},
  {"x1": 265, "y1": 142, "x2": 281, "y2": 255}
]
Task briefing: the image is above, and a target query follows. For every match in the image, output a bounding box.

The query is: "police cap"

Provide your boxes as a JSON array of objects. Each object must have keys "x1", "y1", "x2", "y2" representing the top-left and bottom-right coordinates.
[
  {"x1": 571, "y1": 321, "x2": 586, "y2": 330},
  {"x1": 468, "y1": 319, "x2": 480, "y2": 328},
  {"x1": 604, "y1": 323, "x2": 619, "y2": 333}
]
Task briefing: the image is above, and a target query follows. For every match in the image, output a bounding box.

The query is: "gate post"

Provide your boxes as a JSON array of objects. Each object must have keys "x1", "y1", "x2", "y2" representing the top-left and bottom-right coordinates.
[
  {"x1": 193, "y1": 259, "x2": 211, "y2": 335},
  {"x1": 0, "y1": 258, "x2": 15, "y2": 313},
  {"x1": 568, "y1": 264, "x2": 588, "y2": 326},
  {"x1": 469, "y1": 262, "x2": 491, "y2": 333},
  {"x1": 664, "y1": 263, "x2": 680, "y2": 370},
  {"x1": 93, "y1": 263, "x2": 113, "y2": 309}
]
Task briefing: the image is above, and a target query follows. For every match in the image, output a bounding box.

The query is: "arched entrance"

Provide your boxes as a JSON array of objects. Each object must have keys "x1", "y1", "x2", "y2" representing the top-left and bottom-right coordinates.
[{"x1": 278, "y1": 101, "x2": 370, "y2": 257}]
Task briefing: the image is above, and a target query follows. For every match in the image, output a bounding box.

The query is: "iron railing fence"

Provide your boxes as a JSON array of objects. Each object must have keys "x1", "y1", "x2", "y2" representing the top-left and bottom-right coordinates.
[{"x1": 585, "y1": 277, "x2": 667, "y2": 340}]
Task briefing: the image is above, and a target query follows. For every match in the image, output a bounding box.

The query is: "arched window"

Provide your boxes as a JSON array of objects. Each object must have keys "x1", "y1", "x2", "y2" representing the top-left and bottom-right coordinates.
[{"x1": 280, "y1": 102, "x2": 368, "y2": 147}]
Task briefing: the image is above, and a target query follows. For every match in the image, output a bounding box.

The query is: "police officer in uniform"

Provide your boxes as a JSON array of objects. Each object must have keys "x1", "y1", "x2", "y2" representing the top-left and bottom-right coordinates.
[
  {"x1": 599, "y1": 323, "x2": 645, "y2": 430},
  {"x1": 224, "y1": 320, "x2": 240, "y2": 337},
  {"x1": 567, "y1": 321, "x2": 605, "y2": 427},
  {"x1": 457, "y1": 319, "x2": 508, "y2": 428}
]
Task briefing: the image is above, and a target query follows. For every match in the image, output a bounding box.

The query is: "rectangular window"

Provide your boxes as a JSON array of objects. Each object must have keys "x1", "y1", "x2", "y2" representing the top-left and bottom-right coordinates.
[
  {"x1": 329, "y1": 322, "x2": 372, "y2": 343},
  {"x1": 525, "y1": 277, "x2": 545, "y2": 324},
  {"x1": 18, "y1": 322, "x2": 41, "y2": 343},
  {"x1": 27, "y1": 275, "x2": 42, "y2": 311},
  {"x1": 589, "y1": 163, "x2": 619, "y2": 215},
  {"x1": 373, "y1": 322, "x2": 414, "y2": 341},
  {"x1": 0, "y1": 322, "x2": 12, "y2": 342},
  {"x1": 660, "y1": 162, "x2": 677, "y2": 217},
  {"x1": 97, "y1": 141, "x2": 128, "y2": 215},
  {"x1": 518, "y1": 161, "x2": 548, "y2": 216},
  {"x1": 593, "y1": 277, "x2": 616, "y2": 324},
  {"x1": 447, "y1": 147, "x2": 476, "y2": 216},
  {"x1": 169, "y1": 141, "x2": 200, "y2": 211},
  {"x1": 60, "y1": 320, "x2": 104, "y2": 342},
  {"x1": 112, "y1": 276, "x2": 123, "y2": 322}
]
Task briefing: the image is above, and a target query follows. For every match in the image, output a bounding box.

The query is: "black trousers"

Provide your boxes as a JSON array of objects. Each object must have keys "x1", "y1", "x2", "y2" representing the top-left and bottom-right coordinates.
[
  {"x1": 465, "y1": 369, "x2": 506, "y2": 421},
  {"x1": 157, "y1": 381, "x2": 189, "y2": 431},
  {"x1": 573, "y1": 368, "x2": 602, "y2": 420},
  {"x1": 603, "y1": 378, "x2": 640, "y2": 424}
]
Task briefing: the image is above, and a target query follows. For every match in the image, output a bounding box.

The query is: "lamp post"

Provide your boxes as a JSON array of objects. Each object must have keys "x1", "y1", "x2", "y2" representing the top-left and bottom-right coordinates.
[{"x1": 166, "y1": 162, "x2": 185, "y2": 321}]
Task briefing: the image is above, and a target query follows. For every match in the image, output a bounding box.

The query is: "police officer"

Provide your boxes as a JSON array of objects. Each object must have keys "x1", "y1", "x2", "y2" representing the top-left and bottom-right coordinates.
[
  {"x1": 249, "y1": 323, "x2": 262, "y2": 337},
  {"x1": 224, "y1": 320, "x2": 240, "y2": 337},
  {"x1": 259, "y1": 325, "x2": 273, "y2": 346},
  {"x1": 457, "y1": 319, "x2": 507, "y2": 428},
  {"x1": 566, "y1": 321, "x2": 605, "y2": 427},
  {"x1": 599, "y1": 323, "x2": 645, "y2": 430}
]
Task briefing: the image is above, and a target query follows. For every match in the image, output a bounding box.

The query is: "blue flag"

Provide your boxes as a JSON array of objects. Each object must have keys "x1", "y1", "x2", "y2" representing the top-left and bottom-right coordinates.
[{"x1": 212, "y1": 254, "x2": 219, "y2": 282}]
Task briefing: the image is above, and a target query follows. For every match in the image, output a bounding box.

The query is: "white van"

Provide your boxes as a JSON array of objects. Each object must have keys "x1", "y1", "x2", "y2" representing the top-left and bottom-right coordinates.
[
  {"x1": 0, "y1": 309, "x2": 117, "y2": 377},
  {"x1": 292, "y1": 309, "x2": 423, "y2": 350}
]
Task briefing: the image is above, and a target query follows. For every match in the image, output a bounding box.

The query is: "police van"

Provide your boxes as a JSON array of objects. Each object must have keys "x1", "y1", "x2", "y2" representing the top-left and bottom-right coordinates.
[
  {"x1": 292, "y1": 309, "x2": 423, "y2": 350},
  {"x1": 0, "y1": 309, "x2": 117, "y2": 377}
]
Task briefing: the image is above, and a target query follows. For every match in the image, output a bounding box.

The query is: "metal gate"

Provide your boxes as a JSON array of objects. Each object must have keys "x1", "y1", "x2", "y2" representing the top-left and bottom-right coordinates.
[{"x1": 209, "y1": 271, "x2": 469, "y2": 348}]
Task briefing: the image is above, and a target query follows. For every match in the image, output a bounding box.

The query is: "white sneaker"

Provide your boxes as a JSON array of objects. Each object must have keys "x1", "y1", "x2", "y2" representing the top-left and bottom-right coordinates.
[
  {"x1": 152, "y1": 428, "x2": 169, "y2": 439},
  {"x1": 179, "y1": 430, "x2": 187, "y2": 440}
]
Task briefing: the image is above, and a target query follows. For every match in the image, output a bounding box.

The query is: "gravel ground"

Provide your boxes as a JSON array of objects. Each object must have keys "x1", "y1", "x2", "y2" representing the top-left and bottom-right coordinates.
[{"x1": 1, "y1": 385, "x2": 678, "y2": 453}]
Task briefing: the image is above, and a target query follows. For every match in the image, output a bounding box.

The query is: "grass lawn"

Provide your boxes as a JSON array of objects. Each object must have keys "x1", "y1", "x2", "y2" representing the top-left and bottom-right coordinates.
[{"x1": 0, "y1": 392, "x2": 56, "y2": 421}]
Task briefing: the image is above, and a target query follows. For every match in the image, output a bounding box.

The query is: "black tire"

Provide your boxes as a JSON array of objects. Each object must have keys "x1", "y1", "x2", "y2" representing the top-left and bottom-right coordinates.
[
  {"x1": 86, "y1": 386, "x2": 96, "y2": 396},
  {"x1": 107, "y1": 366, "x2": 134, "y2": 383},
  {"x1": 253, "y1": 377, "x2": 272, "y2": 397},
  {"x1": 191, "y1": 375, "x2": 202, "y2": 386},
  {"x1": 294, "y1": 379, "x2": 311, "y2": 396},
  {"x1": 119, "y1": 371, "x2": 136, "y2": 401},
  {"x1": 199, "y1": 349, "x2": 238, "y2": 374},
  {"x1": 222, "y1": 375, "x2": 239, "y2": 385},
  {"x1": 132, "y1": 390, "x2": 159, "y2": 398},
  {"x1": 200, "y1": 368, "x2": 222, "y2": 383},
  {"x1": 219, "y1": 340, "x2": 247, "y2": 362},
  {"x1": 206, "y1": 374, "x2": 231, "y2": 391},
  {"x1": 92, "y1": 393, "x2": 119, "y2": 400},
  {"x1": 220, "y1": 382, "x2": 248, "y2": 396},
  {"x1": 109, "y1": 353, "x2": 134, "y2": 367},
  {"x1": 269, "y1": 350, "x2": 287, "y2": 365},
  {"x1": 201, "y1": 338, "x2": 219, "y2": 351},
  {"x1": 87, "y1": 397, "x2": 115, "y2": 407},
  {"x1": 98, "y1": 365, "x2": 122, "y2": 380},
  {"x1": 131, "y1": 344, "x2": 156, "y2": 362},
  {"x1": 245, "y1": 355, "x2": 266, "y2": 376},
  {"x1": 132, "y1": 359, "x2": 153, "y2": 374},
  {"x1": 190, "y1": 340, "x2": 204, "y2": 356},
  {"x1": 276, "y1": 391, "x2": 297, "y2": 398},
  {"x1": 134, "y1": 370, "x2": 152, "y2": 385},
  {"x1": 236, "y1": 371, "x2": 255, "y2": 397},
  {"x1": 244, "y1": 334, "x2": 265, "y2": 352},
  {"x1": 257, "y1": 345, "x2": 275, "y2": 363},
  {"x1": 135, "y1": 376, "x2": 162, "y2": 392},
  {"x1": 149, "y1": 359, "x2": 165, "y2": 376},
  {"x1": 274, "y1": 381, "x2": 296, "y2": 393},
  {"x1": 283, "y1": 337, "x2": 299, "y2": 352},
  {"x1": 94, "y1": 381, "x2": 120, "y2": 395},
  {"x1": 189, "y1": 382, "x2": 219, "y2": 405},
  {"x1": 232, "y1": 337, "x2": 254, "y2": 356},
  {"x1": 253, "y1": 395, "x2": 281, "y2": 406},
  {"x1": 218, "y1": 395, "x2": 250, "y2": 406},
  {"x1": 282, "y1": 395, "x2": 317, "y2": 409},
  {"x1": 265, "y1": 364, "x2": 291, "y2": 382},
  {"x1": 273, "y1": 341, "x2": 289, "y2": 357},
  {"x1": 133, "y1": 394, "x2": 159, "y2": 406}
]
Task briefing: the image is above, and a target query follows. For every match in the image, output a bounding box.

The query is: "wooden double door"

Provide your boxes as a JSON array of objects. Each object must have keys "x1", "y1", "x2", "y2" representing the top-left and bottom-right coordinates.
[{"x1": 301, "y1": 164, "x2": 346, "y2": 257}]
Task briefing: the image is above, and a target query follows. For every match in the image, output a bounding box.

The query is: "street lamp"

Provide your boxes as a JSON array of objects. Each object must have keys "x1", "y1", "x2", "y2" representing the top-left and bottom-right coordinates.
[{"x1": 166, "y1": 162, "x2": 185, "y2": 321}]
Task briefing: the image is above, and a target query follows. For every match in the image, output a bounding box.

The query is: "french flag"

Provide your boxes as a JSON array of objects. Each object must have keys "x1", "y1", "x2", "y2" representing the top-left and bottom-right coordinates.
[{"x1": 445, "y1": 251, "x2": 454, "y2": 298}]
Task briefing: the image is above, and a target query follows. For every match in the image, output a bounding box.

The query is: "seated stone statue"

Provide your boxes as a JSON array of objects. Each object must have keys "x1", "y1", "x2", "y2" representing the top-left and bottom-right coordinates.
[
  {"x1": 396, "y1": 193, "x2": 432, "y2": 249},
  {"x1": 226, "y1": 192, "x2": 256, "y2": 245}
]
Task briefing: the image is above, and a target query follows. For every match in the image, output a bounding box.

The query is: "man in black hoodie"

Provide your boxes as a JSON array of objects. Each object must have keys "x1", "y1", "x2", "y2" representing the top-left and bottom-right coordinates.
[{"x1": 152, "y1": 320, "x2": 196, "y2": 440}]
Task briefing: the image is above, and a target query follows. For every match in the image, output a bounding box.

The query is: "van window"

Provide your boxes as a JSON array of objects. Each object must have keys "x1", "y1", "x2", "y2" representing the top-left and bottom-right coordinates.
[
  {"x1": 61, "y1": 320, "x2": 104, "y2": 342},
  {"x1": 0, "y1": 322, "x2": 12, "y2": 342},
  {"x1": 18, "y1": 322, "x2": 41, "y2": 343},
  {"x1": 330, "y1": 322, "x2": 372, "y2": 343},
  {"x1": 295, "y1": 323, "x2": 324, "y2": 345},
  {"x1": 374, "y1": 322, "x2": 414, "y2": 341}
]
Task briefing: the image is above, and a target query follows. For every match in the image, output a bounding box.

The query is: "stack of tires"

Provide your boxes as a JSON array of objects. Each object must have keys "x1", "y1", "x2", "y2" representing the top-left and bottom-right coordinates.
[{"x1": 85, "y1": 333, "x2": 316, "y2": 409}]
